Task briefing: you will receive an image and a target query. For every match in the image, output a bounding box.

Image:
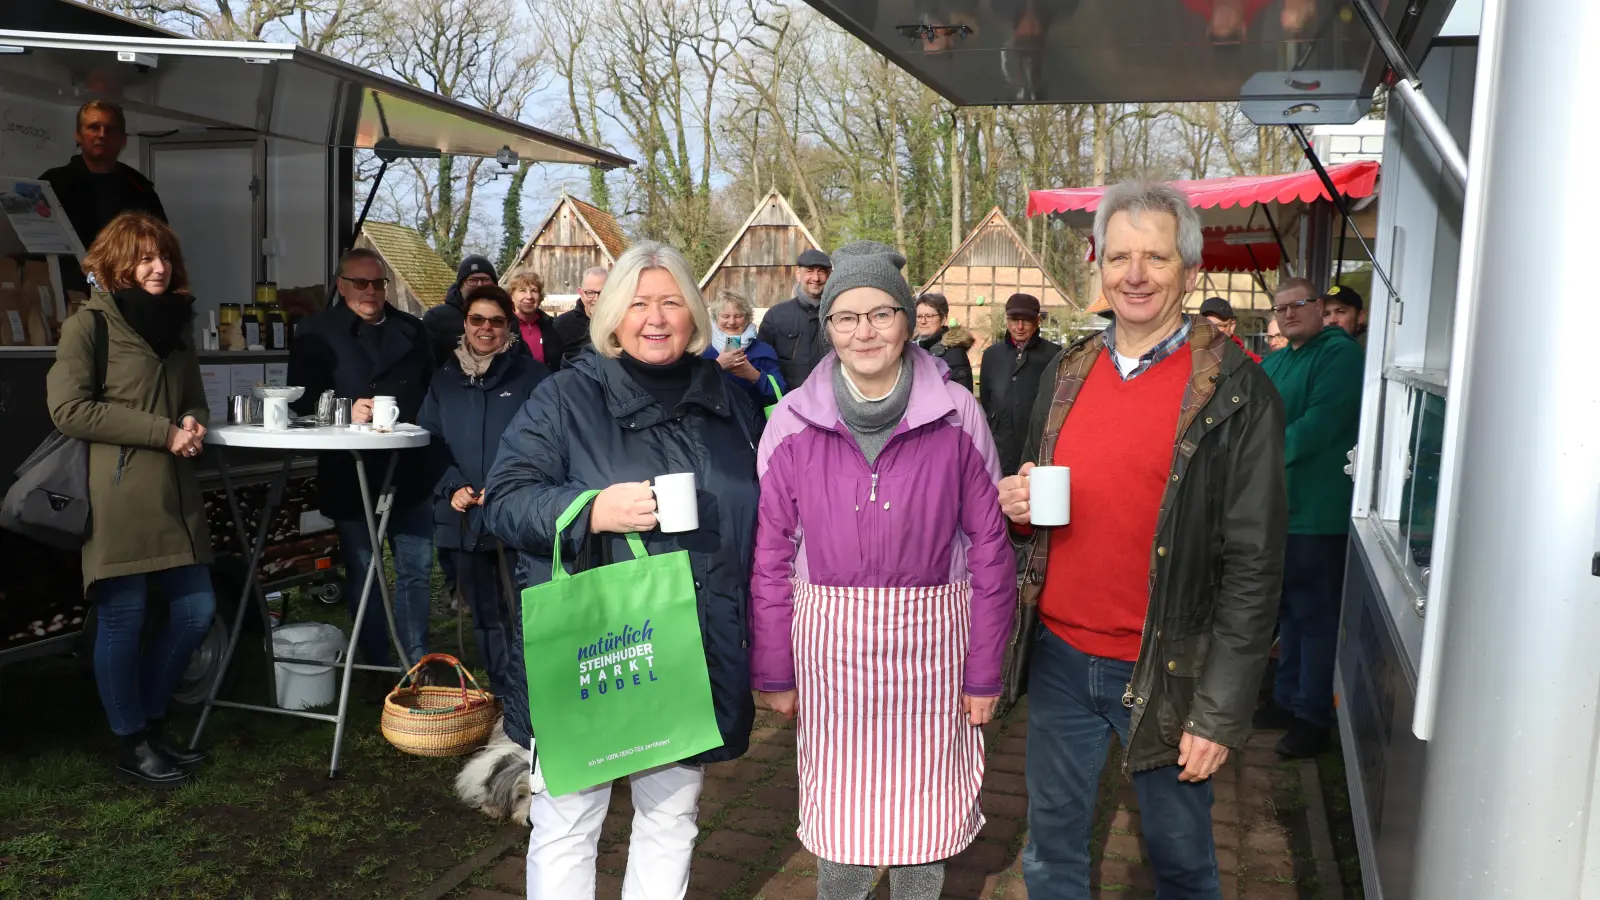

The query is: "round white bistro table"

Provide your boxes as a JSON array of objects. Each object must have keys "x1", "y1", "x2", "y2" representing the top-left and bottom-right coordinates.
[{"x1": 188, "y1": 423, "x2": 430, "y2": 777}]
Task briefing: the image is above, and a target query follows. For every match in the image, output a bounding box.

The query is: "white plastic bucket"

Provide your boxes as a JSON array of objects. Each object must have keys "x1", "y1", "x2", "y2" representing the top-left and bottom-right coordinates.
[{"x1": 272, "y1": 622, "x2": 347, "y2": 710}]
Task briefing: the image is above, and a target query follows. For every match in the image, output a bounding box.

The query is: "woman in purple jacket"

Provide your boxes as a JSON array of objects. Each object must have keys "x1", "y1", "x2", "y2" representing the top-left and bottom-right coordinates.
[{"x1": 750, "y1": 242, "x2": 1015, "y2": 899}]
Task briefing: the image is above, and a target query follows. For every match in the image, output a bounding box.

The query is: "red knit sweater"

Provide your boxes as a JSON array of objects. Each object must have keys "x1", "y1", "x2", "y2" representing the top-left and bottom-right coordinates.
[{"x1": 1041, "y1": 346, "x2": 1190, "y2": 661}]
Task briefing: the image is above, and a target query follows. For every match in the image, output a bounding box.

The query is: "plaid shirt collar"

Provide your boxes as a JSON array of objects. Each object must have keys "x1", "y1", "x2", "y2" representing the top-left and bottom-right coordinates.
[{"x1": 1103, "y1": 314, "x2": 1192, "y2": 381}]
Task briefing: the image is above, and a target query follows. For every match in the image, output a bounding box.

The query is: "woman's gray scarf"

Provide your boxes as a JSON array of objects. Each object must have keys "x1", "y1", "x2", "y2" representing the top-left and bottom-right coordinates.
[{"x1": 832, "y1": 353, "x2": 913, "y2": 466}]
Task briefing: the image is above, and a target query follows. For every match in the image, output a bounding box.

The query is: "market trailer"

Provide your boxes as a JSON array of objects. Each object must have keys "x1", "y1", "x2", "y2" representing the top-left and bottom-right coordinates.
[{"x1": 0, "y1": 0, "x2": 628, "y2": 685}]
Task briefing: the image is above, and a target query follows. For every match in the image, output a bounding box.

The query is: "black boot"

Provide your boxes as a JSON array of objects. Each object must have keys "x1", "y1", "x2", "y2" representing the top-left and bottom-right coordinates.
[
  {"x1": 146, "y1": 718, "x2": 207, "y2": 768},
  {"x1": 1274, "y1": 719, "x2": 1331, "y2": 758},
  {"x1": 115, "y1": 731, "x2": 189, "y2": 788},
  {"x1": 1252, "y1": 701, "x2": 1297, "y2": 731}
]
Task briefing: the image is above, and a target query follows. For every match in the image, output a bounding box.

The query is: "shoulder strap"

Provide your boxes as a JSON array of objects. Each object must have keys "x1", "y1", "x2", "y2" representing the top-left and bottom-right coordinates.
[
  {"x1": 90, "y1": 309, "x2": 108, "y2": 402},
  {"x1": 766, "y1": 374, "x2": 783, "y2": 401}
]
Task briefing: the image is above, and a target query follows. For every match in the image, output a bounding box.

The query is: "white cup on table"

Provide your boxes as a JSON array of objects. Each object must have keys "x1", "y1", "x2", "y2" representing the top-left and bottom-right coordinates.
[
  {"x1": 1029, "y1": 465, "x2": 1071, "y2": 527},
  {"x1": 261, "y1": 396, "x2": 291, "y2": 431},
  {"x1": 371, "y1": 396, "x2": 400, "y2": 433},
  {"x1": 651, "y1": 473, "x2": 699, "y2": 533}
]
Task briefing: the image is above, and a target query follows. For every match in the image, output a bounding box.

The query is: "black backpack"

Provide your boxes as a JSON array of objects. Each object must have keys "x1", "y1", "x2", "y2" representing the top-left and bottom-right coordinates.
[{"x1": 1, "y1": 310, "x2": 108, "y2": 550}]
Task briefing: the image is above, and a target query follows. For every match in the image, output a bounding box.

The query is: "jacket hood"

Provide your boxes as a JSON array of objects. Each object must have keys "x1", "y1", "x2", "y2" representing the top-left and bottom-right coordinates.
[
  {"x1": 443, "y1": 341, "x2": 528, "y2": 389},
  {"x1": 941, "y1": 323, "x2": 975, "y2": 350},
  {"x1": 569, "y1": 350, "x2": 733, "y2": 424},
  {"x1": 784, "y1": 342, "x2": 954, "y2": 434}
]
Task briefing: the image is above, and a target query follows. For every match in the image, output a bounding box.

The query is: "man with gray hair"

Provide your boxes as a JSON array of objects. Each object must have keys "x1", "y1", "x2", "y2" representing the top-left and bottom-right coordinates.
[
  {"x1": 553, "y1": 265, "x2": 608, "y2": 367},
  {"x1": 995, "y1": 180, "x2": 1287, "y2": 898}
]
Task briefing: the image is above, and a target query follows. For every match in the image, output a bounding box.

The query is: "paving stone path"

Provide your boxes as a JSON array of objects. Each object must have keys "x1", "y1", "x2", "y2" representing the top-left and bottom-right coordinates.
[{"x1": 442, "y1": 699, "x2": 1324, "y2": 899}]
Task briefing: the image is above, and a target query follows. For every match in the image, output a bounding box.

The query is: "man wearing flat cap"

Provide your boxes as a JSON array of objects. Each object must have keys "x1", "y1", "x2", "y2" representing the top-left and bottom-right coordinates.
[
  {"x1": 758, "y1": 248, "x2": 832, "y2": 388},
  {"x1": 979, "y1": 293, "x2": 1061, "y2": 476}
]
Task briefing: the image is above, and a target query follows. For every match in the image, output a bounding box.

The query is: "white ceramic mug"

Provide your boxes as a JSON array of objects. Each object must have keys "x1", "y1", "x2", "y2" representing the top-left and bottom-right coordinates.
[
  {"x1": 651, "y1": 473, "x2": 699, "y2": 534},
  {"x1": 371, "y1": 395, "x2": 400, "y2": 433},
  {"x1": 1029, "y1": 465, "x2": 1071, "y2": 526},
  {"x1": 262, "y1": 396, "x2": 291, "y2": 431}
]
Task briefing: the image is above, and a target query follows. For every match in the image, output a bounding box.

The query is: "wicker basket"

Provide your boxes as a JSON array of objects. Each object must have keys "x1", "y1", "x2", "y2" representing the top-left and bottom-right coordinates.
[{"x1": 380, "y1": 653, "x2": 500, "y2": 757}]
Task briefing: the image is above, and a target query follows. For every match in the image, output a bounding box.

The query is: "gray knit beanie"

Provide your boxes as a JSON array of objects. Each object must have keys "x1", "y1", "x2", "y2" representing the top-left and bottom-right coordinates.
[{"x1": 819, "y1": 240, "x2": 916, "y2": 327}]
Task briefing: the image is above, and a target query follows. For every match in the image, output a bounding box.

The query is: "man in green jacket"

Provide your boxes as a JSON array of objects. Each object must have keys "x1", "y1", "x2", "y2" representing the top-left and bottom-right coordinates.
[{"x1": 1258, "y1": 276, "x2": 1365, "y2": 758}]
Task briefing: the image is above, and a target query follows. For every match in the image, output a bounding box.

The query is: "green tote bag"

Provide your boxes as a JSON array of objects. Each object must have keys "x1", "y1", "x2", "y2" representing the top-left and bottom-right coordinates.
[{"x1": 521, "y1": 490, "x2": 723, "y2": 796}]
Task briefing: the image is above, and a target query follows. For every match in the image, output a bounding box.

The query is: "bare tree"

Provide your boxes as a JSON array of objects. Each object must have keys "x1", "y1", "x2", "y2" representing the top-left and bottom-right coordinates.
[
  {"x1": 373, "y1": 0, "x2": 547, "y2": 266},
  {"x1": 536, "y1": 0, "x2": 615, "y2": 210},
  {"x1": 96, "y1": 0, "x2": 378, "y2": 51},
  {"x1": 731, "y1": 1, "x2": 827, "y2": 245}
]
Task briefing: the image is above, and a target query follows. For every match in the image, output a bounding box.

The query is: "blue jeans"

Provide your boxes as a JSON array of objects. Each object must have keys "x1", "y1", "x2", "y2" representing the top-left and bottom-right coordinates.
[
  {"x1": 94, "y1": 564, "x2": 217, "y2": 736},
  {"x1": 1023, "y1": 626, "x2": 1220, "y2": 900},
  {"x1": 335, "y1": 500, "x2": 433, "y2": 667},
  {"x1": 454, "y1": 549, "x2": 514, "y2": 700},
  {"x1": 1273, "y1": 533, "x2": 1348, "y2": 729}
]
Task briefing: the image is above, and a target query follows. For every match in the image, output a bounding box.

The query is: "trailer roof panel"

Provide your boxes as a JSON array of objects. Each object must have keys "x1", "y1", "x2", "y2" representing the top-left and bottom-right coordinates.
[
  {"x1": 0, "y1": 30, "x2": 633, "y2": 170},
  {"x1": 796, "y1": 0, "x2": 1457, "y2": 110}
]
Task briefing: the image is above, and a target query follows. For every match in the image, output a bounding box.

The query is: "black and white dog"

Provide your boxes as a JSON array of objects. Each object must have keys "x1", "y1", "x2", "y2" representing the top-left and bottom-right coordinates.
[{"x1": 454, "y1": 716, "x2": 539, "y2": 825}]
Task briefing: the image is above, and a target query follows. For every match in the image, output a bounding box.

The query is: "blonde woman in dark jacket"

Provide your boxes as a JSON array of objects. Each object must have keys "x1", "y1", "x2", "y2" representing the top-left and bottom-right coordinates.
[{"x1": 46, "y1": 212, "x2": 213, "y2": 789}]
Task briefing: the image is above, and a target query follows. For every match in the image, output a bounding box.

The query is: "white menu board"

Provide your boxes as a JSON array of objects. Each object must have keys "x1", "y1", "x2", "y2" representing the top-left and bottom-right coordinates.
[
  {"x1": 229, "y1": 363, "x2": 265, "y2": 396},
  {"x1": 199, "y1": 364, "x2": 229, "y2": 422}
]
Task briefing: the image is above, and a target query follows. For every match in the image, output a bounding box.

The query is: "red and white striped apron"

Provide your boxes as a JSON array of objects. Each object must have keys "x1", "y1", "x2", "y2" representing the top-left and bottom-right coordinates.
[{"x1": 792, "y1": 580, "x2": 986, "y2": 866}]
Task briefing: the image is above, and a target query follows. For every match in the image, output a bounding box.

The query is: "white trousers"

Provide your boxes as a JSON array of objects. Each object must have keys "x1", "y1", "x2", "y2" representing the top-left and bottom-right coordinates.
[{"x1": 526, "y1": 763, "x2": 704, "y2": 900}]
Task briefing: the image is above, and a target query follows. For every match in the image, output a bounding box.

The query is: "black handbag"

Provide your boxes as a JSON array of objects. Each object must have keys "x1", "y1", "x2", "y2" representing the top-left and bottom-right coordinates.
[
  {"x1": 1, "y1": 310, "x2": 108, "y2": 550},
  {"x1": 997, "y1": 539, "x2": 1042, "y2": 718}
]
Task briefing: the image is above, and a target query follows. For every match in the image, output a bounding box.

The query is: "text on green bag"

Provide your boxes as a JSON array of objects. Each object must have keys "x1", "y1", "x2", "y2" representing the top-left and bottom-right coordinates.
[{"x1": 577, "y1": 619, "x2": 660, "y2": 699}]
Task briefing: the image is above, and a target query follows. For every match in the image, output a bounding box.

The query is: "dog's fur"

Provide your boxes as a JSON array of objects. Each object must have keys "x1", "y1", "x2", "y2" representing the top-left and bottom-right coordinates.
[{"x1": 455, "y1": 716, "x2": 533, "y2": 825}]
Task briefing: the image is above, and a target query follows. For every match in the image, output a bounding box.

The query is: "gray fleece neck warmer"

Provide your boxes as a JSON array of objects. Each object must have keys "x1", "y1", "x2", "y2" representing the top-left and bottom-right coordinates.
[{"x1": 832, "y1": 354, "x2": 913, "y2": 465}]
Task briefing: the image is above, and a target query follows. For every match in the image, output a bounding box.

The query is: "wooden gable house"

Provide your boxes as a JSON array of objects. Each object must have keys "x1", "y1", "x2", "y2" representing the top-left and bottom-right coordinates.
[
  {"x1": 503, "y1": 194, "x2": 629, "y2": 309},
  {"x1": 700, "y1": 190, "x2": 822, "y2": 310},
  {"x1": 918, "y1": 208, "x2": 1077, "y2": 367},
  {"x1": 356, "y1": 222, "x2": 456, "y2": 317}
]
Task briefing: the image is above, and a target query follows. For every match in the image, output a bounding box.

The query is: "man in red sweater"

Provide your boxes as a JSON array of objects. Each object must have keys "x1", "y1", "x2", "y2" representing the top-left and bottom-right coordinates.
[{"x1": 998, "y1": 181, "x2": 1287, "y2": 899}]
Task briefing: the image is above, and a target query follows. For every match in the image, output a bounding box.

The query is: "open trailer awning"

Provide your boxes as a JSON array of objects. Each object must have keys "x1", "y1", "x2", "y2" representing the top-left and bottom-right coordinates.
[
  {"x1": 1026, "y1": 160, "x2": 1380, "y2": 219},
  {"x1": 1030, "y1": 161, "x2": 1380, "y2": 275}
]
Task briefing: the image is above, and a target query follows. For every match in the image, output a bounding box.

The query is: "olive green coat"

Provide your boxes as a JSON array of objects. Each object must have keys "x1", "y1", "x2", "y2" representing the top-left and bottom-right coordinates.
[{"x1": 46, "y1": 291, "x2": 213, "y2": 591}]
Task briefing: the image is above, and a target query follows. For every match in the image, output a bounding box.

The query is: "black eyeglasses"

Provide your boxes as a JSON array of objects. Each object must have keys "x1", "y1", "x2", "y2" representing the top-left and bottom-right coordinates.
[
  {"x1": 340, "y1": 275, "x2": 390, "y2": 290},
  {"x1": 466, "y1": 314, "x2": 509, "y2": 328},
  {"x1": 1272, "y1": 298, "x2": 1313, "y2": 315},
  {"x1": 827, "y1": 307, "x2": 902, "y2": 333}
]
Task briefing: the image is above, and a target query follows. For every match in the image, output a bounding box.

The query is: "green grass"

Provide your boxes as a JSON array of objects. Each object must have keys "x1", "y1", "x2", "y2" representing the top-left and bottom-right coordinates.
[{"x1": 0, "y1": 560, "x2": 511, "y2": 900}]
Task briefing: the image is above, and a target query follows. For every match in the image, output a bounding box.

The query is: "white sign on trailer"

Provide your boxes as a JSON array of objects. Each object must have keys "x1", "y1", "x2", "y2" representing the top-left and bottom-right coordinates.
[{"x1": 0, "y1": 94, "x2": 75, "y2": 179}]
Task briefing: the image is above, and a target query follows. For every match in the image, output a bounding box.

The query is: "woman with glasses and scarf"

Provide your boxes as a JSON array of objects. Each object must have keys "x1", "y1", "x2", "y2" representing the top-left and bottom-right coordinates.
[
  {"x1": 751, "y1": 242, "x2": 1015, "y2": 899},
  {"x1": 417, "y1": 285, "x2": 550, "y2": 701}
]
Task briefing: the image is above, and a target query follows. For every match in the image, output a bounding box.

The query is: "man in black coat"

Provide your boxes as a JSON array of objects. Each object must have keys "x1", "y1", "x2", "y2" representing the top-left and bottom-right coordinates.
[
  {"x1": 288, "y1": 248, "x2": 437, "y2": 668},
  {"x1": 38, "y1": 101, "x2": 167, "y2": 292},
  {"x1": 756, "y1": 248, "x2": 831, "y2": 388},
  {"x1": 978, "y1": 293, "x2": 1062, "y2": 475},
  {"x1": 422, "y1": 255, "x2": 498, "y2": 366},
  {"x1": 551, "y1": 266, "x2": 607, "y2": 367}
]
